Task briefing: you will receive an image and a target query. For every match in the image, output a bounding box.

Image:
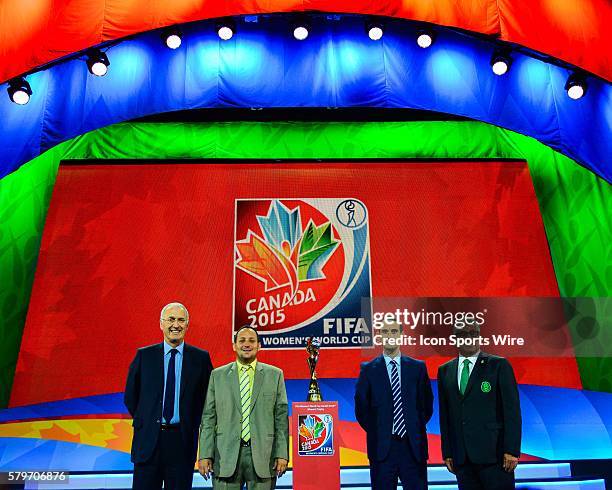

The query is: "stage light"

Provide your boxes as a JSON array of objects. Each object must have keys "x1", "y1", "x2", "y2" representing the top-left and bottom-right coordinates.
[
  {"x1": 293, "y1": 26, "x2": 309, "y2": 40},
  {"x1": 565, "y1": 73, "x2": 587, "y2": 100},
  {"x1": 416, "y1": 30, "x2": 435, "y2": 48},
  {"x1": 164, "y1": 29, "x2": 182, "y2": 49},
  {"x1": 86, "y1": 50, "x2": 110, "y2": 76},
  {"x1": 367, "y1": 22, "x2": 383, "y2": 41},
  {"x1": 217, "y1": 21, "x2": 235, "y2": 41},
  {"x1": 491, "y1": 51, "x2": 512, "y2": 76},
  {"x1": 7, "y1": 78, "x2": 32, "y2": 105},
  {"x1": 293, "y1": 21, "x2": 309, "y2": 41}
]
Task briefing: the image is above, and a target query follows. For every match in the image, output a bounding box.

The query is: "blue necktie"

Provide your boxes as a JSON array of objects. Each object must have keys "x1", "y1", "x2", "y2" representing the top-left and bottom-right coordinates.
[
  {"x1": 390, "y1": 360, "x2": 406, "y2": 437},
  {"x1": 163, "y1": 349, "x2": 178, "y2": 423}
]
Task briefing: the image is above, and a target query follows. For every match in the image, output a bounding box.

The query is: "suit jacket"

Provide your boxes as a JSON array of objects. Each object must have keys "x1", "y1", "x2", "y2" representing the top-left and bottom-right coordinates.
[
  {"x1": 354, "y1": 355, "x2": 434, "y2": 463},
  {"x1": 437, "y1": 352, "x2": 521, "y2": 465},
  {"x1": 199, "y1": 361, "x2": 289, "y2": 479},
  {"x1": 124, "y1": 342, "x2": 213, "y2": 464}
]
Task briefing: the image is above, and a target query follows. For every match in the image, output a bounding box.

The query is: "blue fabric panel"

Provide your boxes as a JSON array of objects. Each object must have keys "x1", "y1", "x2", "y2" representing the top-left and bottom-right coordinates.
[{"x1": 0, "y1": 15, "x2": 609, "y2": 181}]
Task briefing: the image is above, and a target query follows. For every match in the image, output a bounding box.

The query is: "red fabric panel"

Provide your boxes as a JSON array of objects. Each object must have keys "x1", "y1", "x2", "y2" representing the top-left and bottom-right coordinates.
[
  {"x1": 0, "y1": 0, "x2": 52, "y2": 75},
  {"x1": 99, "y1": 0, "x2": 498, "y2": 39},
  {"x1": 2, "y1": 1, "x2": 607, "y2": 82},
  {"x1": 0, "y1": 0, "x2": 498, "y2": 84},
  {"x1": 11, "y1": 0, "x2": 612, "y2": 80},
  {"x1": 10, "y1": 161, "x2": 579, "y2": 408},
  {"x1": 47, "y1": 0, "x2": 106, "y2": 54},
  {"x1": 498, "y1": 0, "x2": 612, "y2": 82},
  {"x1": 0, "y1": 0, "x2": 104, "y2": 82}
]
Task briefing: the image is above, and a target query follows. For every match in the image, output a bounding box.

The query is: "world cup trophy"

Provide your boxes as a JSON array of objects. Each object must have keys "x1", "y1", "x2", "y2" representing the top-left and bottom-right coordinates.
[{"x1": 306, "y1": 337, "x2": 323, "y2": 402}]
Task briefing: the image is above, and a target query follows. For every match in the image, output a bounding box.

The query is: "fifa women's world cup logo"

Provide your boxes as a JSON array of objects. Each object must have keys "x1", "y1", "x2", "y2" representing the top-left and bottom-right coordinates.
[
  {"x1": 298, "y1": 413, "x2": 334, "y2": 456},
  {"x1": 233, "y1": 198, "x2": 372, "y2": 349}
]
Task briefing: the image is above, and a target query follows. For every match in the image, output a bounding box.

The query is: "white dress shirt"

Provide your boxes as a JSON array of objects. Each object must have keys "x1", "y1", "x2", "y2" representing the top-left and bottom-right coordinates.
[
  {"x1": 457, "y1": 352, "x2": 480, "y2": 390},
  {"x1": 383, "y1": 352, "x2": 402, "y2": 385}
]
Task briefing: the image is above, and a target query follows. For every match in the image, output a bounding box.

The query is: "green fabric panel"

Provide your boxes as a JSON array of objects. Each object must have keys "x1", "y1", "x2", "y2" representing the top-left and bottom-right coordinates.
[
  {"x1": 0, "y1": 144, "x2": 66, "y2": 407},
  {"x1": 0, "y1": 121, "x2": 609, "y2": 407}
]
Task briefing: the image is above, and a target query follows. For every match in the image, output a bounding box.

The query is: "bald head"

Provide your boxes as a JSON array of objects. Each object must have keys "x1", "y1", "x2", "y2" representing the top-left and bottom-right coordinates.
[{"x1": 160, "y1": 302, "x2": 189, "y2": 322}]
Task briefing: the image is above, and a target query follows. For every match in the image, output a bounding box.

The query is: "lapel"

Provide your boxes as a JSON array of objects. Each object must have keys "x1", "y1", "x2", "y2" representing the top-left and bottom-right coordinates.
[
  {"x1": 155, "y1": 343, "x2": 165, "y2": 397},
  {"x1": 447, "y1": 357, "x2": 460, "y2": 398},
  {"x1": 250, "y1": 362, "x2": 265, "y2": 409},
  {"x1": 463, "y1": 352, "x2": 488, "y2": 398},
  {"x1": 227, "y1": 362, "x2": 241, "y2": 408},
  {"x1": 376, "y1": 355, "x2": 393, "y2": 401},
  {"x1": 179, "y1": 343, "x2": 188, "y2": 399}
]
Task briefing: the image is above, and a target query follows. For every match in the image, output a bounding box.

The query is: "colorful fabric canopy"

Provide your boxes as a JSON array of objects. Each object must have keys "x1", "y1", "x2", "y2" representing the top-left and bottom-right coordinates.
[
  {"x1": 0, "y1": 0, "x2": 610, "y2": 82},
  {"x1": 1, "y1": 15, "x2": 610, "y2": 183},
  {"x1": 0, "y1": 0, "x2": 609, "y2": 470}
]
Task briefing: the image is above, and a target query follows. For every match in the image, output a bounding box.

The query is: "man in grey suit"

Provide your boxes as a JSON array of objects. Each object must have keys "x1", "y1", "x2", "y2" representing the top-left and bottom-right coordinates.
[{"x1": 198, "y1": 326, "x2": 289, "y2": 489}]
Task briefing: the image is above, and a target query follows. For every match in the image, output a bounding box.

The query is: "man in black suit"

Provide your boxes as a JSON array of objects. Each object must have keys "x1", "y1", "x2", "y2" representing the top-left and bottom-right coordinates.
[
  {"x1": 124, "y1": 302, "x2": 214, "y2": 490},
  {"x1": 355, "y1": 322, "x2": 433, "y2": 489},
  {"x1": 437, "y1": 322, "x2": 521, "y2": 490}
]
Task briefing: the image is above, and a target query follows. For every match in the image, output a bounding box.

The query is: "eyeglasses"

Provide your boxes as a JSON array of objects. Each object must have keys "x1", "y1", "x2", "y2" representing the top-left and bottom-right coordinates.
[{"x1": 162, "y1": 317, "x2": 187, "y2": 325}]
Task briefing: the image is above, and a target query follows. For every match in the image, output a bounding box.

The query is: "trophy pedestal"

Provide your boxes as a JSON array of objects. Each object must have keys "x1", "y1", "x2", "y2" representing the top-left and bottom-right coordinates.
[{"x1": 292, "y1": 401, "x2": 340, "y2": 490}]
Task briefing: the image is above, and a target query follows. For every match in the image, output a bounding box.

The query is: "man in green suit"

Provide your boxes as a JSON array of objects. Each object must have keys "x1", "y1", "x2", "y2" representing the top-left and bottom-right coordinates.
[{"x1": 198, "y1": 326, "x2": 289, "y2": 489}]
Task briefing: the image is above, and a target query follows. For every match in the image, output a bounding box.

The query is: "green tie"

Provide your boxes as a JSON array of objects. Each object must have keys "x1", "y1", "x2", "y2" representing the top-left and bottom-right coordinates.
[
  {"x1": 460, "y1": 359, "x2": 471, "y2": 395},
  {"x1": 240, "y1": 366, "x2": 252, "y2": 442}
]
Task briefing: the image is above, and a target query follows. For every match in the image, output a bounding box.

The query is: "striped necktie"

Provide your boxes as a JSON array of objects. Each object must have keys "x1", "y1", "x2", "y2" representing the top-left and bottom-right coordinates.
[
  {"x1": 390, "y1": 359, "x2": 406, "y2": 437},
  {"x1": 240, "y1": 365, "x2": 252, "y2": 442}
]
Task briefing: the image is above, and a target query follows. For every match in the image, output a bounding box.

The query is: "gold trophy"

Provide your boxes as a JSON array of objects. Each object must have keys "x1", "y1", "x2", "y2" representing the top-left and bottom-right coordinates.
[{"x1": 306, "y1": 337, "x2": 323, "y2": 401}]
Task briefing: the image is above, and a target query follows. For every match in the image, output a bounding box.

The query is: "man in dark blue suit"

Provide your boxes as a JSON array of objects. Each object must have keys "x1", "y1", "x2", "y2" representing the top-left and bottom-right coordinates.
[
  {"x1": 355, "y1": 322, "x2": 433, "y2": 489},
  {"x1": 124, "y1": 302, "x2": 214, "y2": 490}
]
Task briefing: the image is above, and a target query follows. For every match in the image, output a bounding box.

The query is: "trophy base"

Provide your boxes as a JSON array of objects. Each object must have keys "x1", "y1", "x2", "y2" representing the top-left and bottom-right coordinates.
[
  {"x1": 307, "y1": 379, "x2": 323, "y2": 401},
  {"x1": 307, "y1": 392, "x2": 323, "y2": 402}
]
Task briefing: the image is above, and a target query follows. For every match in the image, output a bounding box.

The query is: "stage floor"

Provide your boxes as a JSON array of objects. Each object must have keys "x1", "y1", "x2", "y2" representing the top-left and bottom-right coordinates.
[{"x1": 23, "y1": 463, "x2": 607, "y2": 489}]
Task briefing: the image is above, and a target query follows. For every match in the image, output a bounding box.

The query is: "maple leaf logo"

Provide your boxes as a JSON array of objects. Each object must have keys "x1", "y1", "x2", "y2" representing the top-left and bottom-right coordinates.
[
  {"x1": 299, "y1": 423, "x2": 314, "y2": 440},
  {"x1": 235, "y1": 232, "x2": 299, "y2": 293},
  {"x1": 236, "y1": 201, "x2": 339, "y2": 293},
  {"x1": 299, "y1": 415, "x2": 326, "y2": 441}
]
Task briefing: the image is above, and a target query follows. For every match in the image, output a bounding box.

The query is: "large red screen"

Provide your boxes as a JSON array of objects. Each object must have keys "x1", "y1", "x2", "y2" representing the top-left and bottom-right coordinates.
[{"x1": 11, "y1": 161, "x2": 578, "y2": 407}]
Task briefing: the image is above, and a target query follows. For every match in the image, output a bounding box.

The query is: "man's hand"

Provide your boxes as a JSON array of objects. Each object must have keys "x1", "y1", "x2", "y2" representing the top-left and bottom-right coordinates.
[
  {"x1": 273, "y1": 458, "x2": 288, "y2": 477},
  {"x1": 444, "y1": 458, "x2": 455, "y2": 474},
  {"x1": 503, "y1": 453, "x2": 519, "y2": 472},
  {"x1": 198, "y1": 458, "x2": 214, "y2": 480}
]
